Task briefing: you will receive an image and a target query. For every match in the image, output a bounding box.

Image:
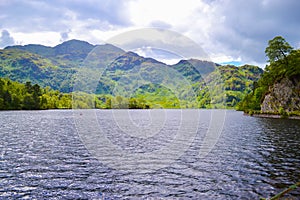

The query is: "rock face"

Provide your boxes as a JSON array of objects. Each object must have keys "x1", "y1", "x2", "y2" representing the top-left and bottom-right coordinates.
[{"x1": 261, "y1": 76, "x2": 300, "y2": 113}]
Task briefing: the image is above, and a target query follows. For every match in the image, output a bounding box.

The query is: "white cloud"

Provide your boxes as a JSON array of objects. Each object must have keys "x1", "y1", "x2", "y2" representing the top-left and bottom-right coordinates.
[
  {"x1": 211, "y1": 54, "x2": 241, "y2": 64},
  {"x1": 0, "y1": 0, "x2": 299, "y2": 67},
  {"x1": 0, "y1": 29, "x2": 15, "y2": 48},
  {"x1": 13, "y1": 32, "x2": 61, "y2": 47},
  {"x1": 127, "y1": 0, "x2": 300, "y2": 66},
  {"x1": 106, "y1": 28, "x2": 209, "y2": 61},
  {"x1": 127, "y1": 0, "x2": 227, "y2": 63},
  {"x1": 133, "y1": 46, "x2": 183, "y2": 65},
  {"x1": 128, "y1": 0, "x2": 210, "y2": 33}
]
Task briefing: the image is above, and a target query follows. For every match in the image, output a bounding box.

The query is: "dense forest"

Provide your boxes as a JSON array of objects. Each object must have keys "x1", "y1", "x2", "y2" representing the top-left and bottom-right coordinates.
[
  {"x1": 0, "y1": 77, "x2": 153, "y2": 110},
  {"x1": 0, "y1": 78, "x2": 72, "y2": 110},
  {"x1": 197, "y1": 64, "x2": 262, "y2": 108},
  {"x1": 237, "y1": 36, "x2": 300, "y2": 115}
]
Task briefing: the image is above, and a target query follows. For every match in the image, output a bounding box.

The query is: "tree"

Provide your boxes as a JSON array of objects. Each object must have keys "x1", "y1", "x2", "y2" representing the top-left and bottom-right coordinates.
[
  {"x1": 265, "y1": 36, "x2": 293, "y2": 64},
  {"x1": 11, "y1": 94, "x2": 21, "y2": 109},
  {"x1": 25, "y1": 81, "x2": 33, "y2": 93},
  {"x1": 0, "y1": 98, "x2": 4, "y2": 109},
  {"x1": 31, "y1": 84, "x2": 41, "y2": 109},
  {"x1": 23, "y1": 94, "x2": 35, "y2": 110},
  {"x1": 129, "y1": 98, "x2": 138, "y2": 109},
  {"x1": 3, "y1": 90, "x2": 12, "y2": 109},
  {"x1": 115, "y1": 96, "x2": 125, "y2": 108},
  {"x1": 105, "y1": 97, "x2": 112, "y2": 109}
]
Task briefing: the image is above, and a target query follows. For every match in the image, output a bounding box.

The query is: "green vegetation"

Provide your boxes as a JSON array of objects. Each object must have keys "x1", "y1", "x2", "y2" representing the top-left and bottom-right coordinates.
[
  {"x1": 1, "y1": 40, "x2": 125, "y2": 93},
  {"x1": 237, "y1": 36, "x2": 300, "y2": 114},
  {"x1": 0, "y1": 78, "x2": 72, "y2": 110},
  {"x1": 0, "y1": 39, "x2": 264, "y2": 110},
  {"x1": 197, "y1": 64, "x2": 263, "y2": 108},
  {"x1": 0, "y1": 49, "x2": 75, "y2": 92},
  {"x1": 0, "y1": 76, "x2": 158, "y2": 110}
]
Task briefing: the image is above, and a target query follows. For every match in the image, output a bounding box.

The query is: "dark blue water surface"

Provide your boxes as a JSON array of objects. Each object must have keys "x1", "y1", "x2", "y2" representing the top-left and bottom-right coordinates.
[{"x1": 0, "y1": 110, "x2": 299, "y2": 199}]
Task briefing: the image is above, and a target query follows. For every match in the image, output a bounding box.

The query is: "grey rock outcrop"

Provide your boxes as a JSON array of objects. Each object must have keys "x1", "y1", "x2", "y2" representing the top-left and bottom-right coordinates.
[{"x1": 261, "y1": 76, "x2": 300, "y2": 113}]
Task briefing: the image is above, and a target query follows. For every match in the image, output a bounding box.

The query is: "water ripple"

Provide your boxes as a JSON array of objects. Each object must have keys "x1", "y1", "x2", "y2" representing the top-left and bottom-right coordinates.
[{"x1": 0, "y1": 110, "x2": 299, "y2": 199}]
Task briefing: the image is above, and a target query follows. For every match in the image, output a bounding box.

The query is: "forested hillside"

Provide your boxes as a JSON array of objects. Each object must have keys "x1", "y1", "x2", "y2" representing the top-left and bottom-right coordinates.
[
  {"x1": 0, "y1": 49, "x2": 75, "y2": 92},
  {"x1": 1, "y1": 40, "x2": 125, "y2": 92},
  {"x1": 0, "y1": 40, "x2": 264, "y2": 109},
  {"x1": 197, "y1": 64, "x2": 263, "y2": 108},
  {"x1": 238, "y1": 36, "x2": 300, "y2": 115}
]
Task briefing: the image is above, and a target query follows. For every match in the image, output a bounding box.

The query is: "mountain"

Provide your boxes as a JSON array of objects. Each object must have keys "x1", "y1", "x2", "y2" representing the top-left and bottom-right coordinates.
[
  {"x1": 5, "y1": 44, "x2": 54, "y2": 57},
  {"x1": 0, "y1": 39, "x2": 264, "y2": 108},
  {"x1": 171, "y1": 60, "x2": 206, "y2": 82},
  {"x1": 5, "y1": 39, "x2": 125, "y2": 68},
  {"x1": 95, "y1": 54, "x2": 262, "y2": 108},
  {"x1": 171, "y1": 59, "x2": 218, "y2": 79},
  {"x1": 106, "y1": 51, "x2": 164, "y2": 72},
  {"x1": 53, "y1": 39, "x2": 94, "y2": 56},
  {"x1": 5, "y1": 39, "x2": 94, "y2": 58},
  {"x1": 1, "y1": 40, "x2": 126, "y2": 92},
  {"x1": 95, "y1": 51, "x2": 185, "y2": 96}
]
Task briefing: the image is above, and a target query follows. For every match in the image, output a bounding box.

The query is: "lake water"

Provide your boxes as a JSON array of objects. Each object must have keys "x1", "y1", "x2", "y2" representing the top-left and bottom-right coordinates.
[{"x1": 0, "y1": 109, "x2": 299, "y2": 199}]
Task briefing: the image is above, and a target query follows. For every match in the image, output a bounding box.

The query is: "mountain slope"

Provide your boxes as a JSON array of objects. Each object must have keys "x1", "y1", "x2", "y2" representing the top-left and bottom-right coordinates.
[
  {"x1": 5, "y1": 44, "x2": 54, "y2": 57},
  {"x1": 5, "y1": 39, "x2": 125, "y2": 68},
  {"x1": 1, "y1": 39, "x2": 264, "y2": 108},
  {"x1": 1, "y1": 40, "x2": 126, "y2": 92},
  {"x1": 0, "y1": 49, "x2": 74, "y2": 92},
  {"x1": 171, "y1": 59, "x2": 218, "y2": 79},
  {"x1": 197, "y1": 64, "x2": 263, "y2": 108}
]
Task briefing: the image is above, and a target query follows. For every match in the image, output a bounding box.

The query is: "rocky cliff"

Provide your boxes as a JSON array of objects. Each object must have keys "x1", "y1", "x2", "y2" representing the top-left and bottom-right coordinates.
[{"x1": 261, "y1": 76, "x2": 300, "y2": 113}]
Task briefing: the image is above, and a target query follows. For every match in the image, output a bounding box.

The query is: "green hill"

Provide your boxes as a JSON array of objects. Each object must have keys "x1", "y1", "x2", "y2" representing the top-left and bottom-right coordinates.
[
  {"x1": 0, "y1": 39, "x2": 264, "y2": 109},
  {"x1": 5, "y1": 39, "x2": 94, "y2": 67},
  {"x1": 5, "y1": 39, "x2": 125, "y2": 68},
  {"x1": 1, "y1": 40, "x2": 125, "y2": 92},
  {"x1": 0, "y1": 49, "x2": 75, "y2": 92}
]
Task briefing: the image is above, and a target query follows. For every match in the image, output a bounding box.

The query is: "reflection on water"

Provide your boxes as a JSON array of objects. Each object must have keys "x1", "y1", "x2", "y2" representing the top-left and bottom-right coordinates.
[{"x1": 0, "y1": 110, "x2": 299, "y2": 199}]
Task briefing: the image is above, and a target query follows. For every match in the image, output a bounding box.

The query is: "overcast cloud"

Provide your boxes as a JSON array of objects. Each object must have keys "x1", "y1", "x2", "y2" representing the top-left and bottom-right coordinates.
[
  {"x1": 0, "y1": 30, "x2": 15, "y2": 47},
  {"x1": 0, "y1": 0, "x2": 299, "y2": 67}
]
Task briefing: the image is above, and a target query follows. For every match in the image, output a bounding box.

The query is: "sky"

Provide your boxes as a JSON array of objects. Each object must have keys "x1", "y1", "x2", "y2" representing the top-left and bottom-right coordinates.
[{"x1": 0, "y1": 0, "x2": 300, "y2": 67}]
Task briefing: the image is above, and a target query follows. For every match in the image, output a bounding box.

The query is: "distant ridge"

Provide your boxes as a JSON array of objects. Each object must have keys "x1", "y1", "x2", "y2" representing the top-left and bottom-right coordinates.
[{"x1": 0, "y1": 39, "x2": 263, "y2": 108}]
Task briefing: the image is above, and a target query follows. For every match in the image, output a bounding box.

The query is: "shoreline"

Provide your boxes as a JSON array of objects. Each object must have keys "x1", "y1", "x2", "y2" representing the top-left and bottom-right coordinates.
[{"x1": 245, "y1": 113, "x2": 300, "y2": 120}]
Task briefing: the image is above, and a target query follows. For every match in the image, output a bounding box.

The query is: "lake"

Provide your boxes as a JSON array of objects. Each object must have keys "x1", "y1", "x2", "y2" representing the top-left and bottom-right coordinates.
[{"x1": 0, "y1": 109, "x2": 299, "y2": 199}]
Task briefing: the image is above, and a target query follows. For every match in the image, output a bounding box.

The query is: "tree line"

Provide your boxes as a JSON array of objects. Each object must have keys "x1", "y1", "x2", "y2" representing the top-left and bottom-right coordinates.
[
  {"x1": 0, "y1": 78, "x2": 153, "y2": 110},
  {"x1": 0, "y1": 78, "x2": 73, "y2": 110}
]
